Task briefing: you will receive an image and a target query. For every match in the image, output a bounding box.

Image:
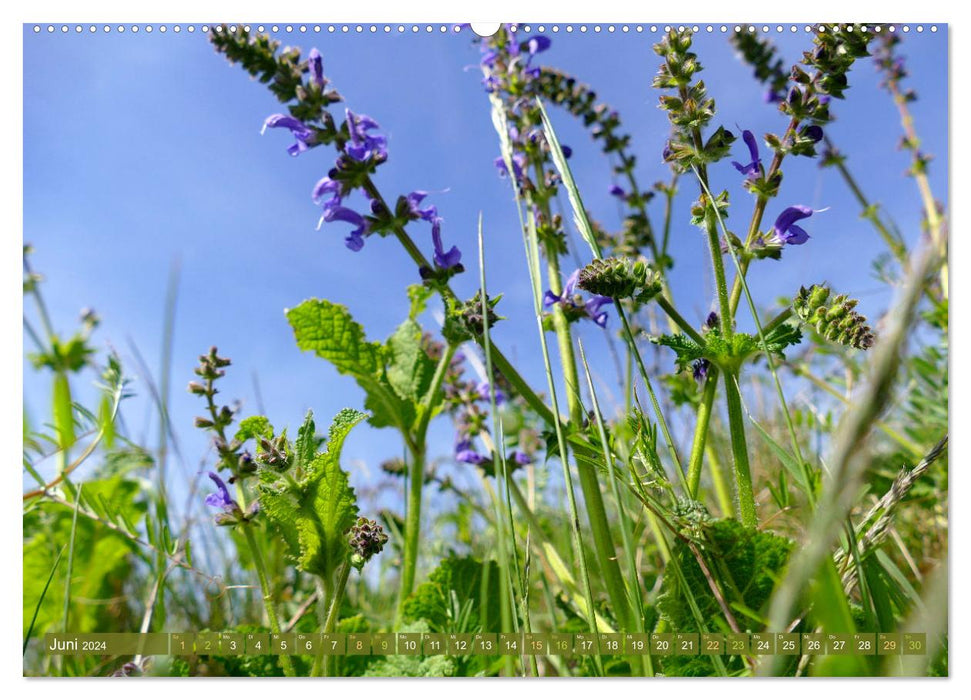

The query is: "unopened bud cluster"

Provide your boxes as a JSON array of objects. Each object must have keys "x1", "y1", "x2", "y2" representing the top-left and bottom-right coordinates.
[
  {"x1": 793, "y1": 284, "x2": 874, "y2": 350},
  {"x1": 348, "y1": 516, "x2": 389, "y2": 570},
  {"x1": 577, "y1": 256, "x2": 662, "y2": 304}
]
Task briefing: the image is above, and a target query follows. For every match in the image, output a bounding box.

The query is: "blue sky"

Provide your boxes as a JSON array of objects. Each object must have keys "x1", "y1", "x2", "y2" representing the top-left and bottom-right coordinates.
[{"x1": 23, "y1": 26, "x2": 948, "y2": 516}]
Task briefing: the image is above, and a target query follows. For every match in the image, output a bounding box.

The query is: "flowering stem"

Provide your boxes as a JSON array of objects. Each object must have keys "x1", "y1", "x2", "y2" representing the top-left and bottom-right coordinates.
[
  {"x1": 241, "y1": 524, "x2": 296, "y2": 677},
  {"x1": 686, "y1": 366, "x2": 719, "y2": 499},
  {"x1": 728, "y1": 117, "x2": 798, "y2": 315},
  {"x1": 360, "y1": 177, "x2": 558, "y2": 429},
  {"x1": 542, "y1": 227, "x2": 635, "y2": 637},
  {"x1": 722, "y1": 368, "x2": 757, "y2": 528}
]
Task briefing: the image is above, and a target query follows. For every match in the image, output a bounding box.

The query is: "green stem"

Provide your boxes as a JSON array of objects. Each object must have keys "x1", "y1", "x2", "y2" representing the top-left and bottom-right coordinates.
[
  {"x1": 324, "y1": 564, "x2": 350, "y2": 673},
  {"x1": 394, "y1": 343, "x2": 455, "y2": 627},
  {"x1": 686, "y1": 366, "x2": 719, "y2": 498},
  {"x1": 657, "y1": 295, "x2": 705, "y2": 345},
  {"x1": 395, "y1": 441, "x2": 425, "y2": 628},
  {"x1": 242, "y1": 525, "x2": 296, "y2": 677},
  {"x1": 723, "y1": 368, "x2": 757, "y2": 527},
  {"x1": 543, "y1": 236, "x2": 634, "y2": 638},
  {"x1": 762, "y1": 307, "x2": 793, "y2": 336},
  {"x1": 704, "y1": 215, "x2": 733, "y2": 337}
]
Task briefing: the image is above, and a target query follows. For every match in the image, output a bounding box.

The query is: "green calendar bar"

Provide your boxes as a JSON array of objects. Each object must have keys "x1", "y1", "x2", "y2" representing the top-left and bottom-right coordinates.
[{"x1": 40, "y1": 631, "x2": 933, "y2": 657}]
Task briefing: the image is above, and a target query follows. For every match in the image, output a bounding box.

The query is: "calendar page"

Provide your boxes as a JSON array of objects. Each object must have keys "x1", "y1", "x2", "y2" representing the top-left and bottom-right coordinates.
[{"x1": 21, "y1": 14, "x2": 949, "y2": 681}]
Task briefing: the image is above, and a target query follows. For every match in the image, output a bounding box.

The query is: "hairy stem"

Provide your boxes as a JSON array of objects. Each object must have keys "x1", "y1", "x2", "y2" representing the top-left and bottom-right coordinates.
[
  {"x1": 242, "y1": 525, "x2": 296, "y2": 677},
  {"x1": 395, "y1": 441, "x2": 426, "y2": 628},
  {"x1": 686, "y1": 366, "x2": 719, "y2": 498},
  {"x1": 723, "y1": 368, "x2": 757, "y2": 527}
]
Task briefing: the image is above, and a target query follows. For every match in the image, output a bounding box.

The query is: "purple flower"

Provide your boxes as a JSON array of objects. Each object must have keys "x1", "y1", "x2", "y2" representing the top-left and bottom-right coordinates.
[
  {"x1": 495, "y1": 152, "x2": 526, "y2": 179},
  {"x1": 804, "y1": 125, "x2": 824, "y2": 143},
  {"x1": 769, "y1": 205, "x2": 813, "y2": 246},
  {"x1": 476, "y1": 381, "x2": 506, "y2": 406},
  {"x1": 262, "y1": 114, "x2": 316, "y2": 156},
  {"x1": 431, "y1": 218, "x2": 462, "y2": 270},
  {"x1": 480, "y1": 46, "x2": 499, "y2": 68},
  {"x1": 456, "y1": 439, "x2": 489, "y2": 465},
  {"x1": 526, "y1": 35, "x2": 552, "y2": 56},
  {"x1": 320, "y1": 204, "x2": 371, "y2": 251},
  {"x1": 561, "y1": 145, "x2": 573, "y2": 159},
  {"x1": 609, "y1": 184, "x2": 627, "y2": 199},
  {"x1": 692, "y1": 359, "x2": 710, "y2": 382},
  {"x1": 312, "y1": 176, "x2": 341, "y2": 207},
  {"x1": 763, "y1": 88, "x2": 784, "y2": 104},
  {"x1": 345, "y1": 109, "x2": 388, "y2": 162},
  {"x1": 732, "y1": 130, "x2": 761, "y2": 179},
  {"x1": 544, "y1": 270, "x2": 610, "y2": 326},
  {"x1": 585, "y1": 295, "x2": 612, "y2": 328},
  {"x1": 405, "y1": 191, "x2": 438, "y2": 222},
  {"x1": 705, "y1": 312, "x2": 719, "y2": 330},
  {"x1": 512, "y1": 451, "x2": 533, "y2": 466},
  {"x1": 308, "y1": 48, "x2": 324, "y2": 88},
  {"x1": 204, "y1": 472, "x2": 237, "y2": 512},
  {"x1": 544, "y1": 269, "x2": 580, "y2": 307}
]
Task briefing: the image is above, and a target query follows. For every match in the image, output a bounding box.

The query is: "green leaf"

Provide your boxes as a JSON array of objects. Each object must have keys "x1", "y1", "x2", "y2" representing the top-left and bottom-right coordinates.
[
  {"x1": 407, "y1": 283, "x2": 434, "y2": 320},
  {"x1": 385, "y1": 319, "x2": 435, "y2": 404},
  {"x1": 651, "y1": 333, "x2": 705, "y2": 373},
  {"x1": 536, "y1": 97, "x2": 602, "y2": 259},
  {"x1": 258, "y1": 408, "x2": 366, "y2": 582},
  {"x1": 235, "y1": 415, "x2": 274, "y2": 444},
  {"x1": 657, "y1": 519, "x2": 792, "y2": 675},
  {"x1": 294, "y1": 410, "x2": 318, "y2": 471},
  {"x1": 23, "y1": 476, "x2": 144, "y2": 638},
  {"x1": 287, "y1": 299, "x2": 383, "y2": 377},
  {"x1": 287, "y1": 298, "x2": 418, "y2": 433},
  {"x1": 402, "y1": 555, "x2": 501, "y2": 633}
]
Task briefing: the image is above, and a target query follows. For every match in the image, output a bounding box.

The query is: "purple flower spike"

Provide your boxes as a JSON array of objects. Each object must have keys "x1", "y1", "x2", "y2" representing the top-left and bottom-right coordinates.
[
  {"x1": 770, "y1": 205, "x2": 814, "y2": 246},
  {"x1": 308, "y1": 48, "x2": 324, "y2": 88},
  {"x1": 526, "y1": 35, "x2": 552, "y2": 55},
  {"x1": 205, "y1": 472, "x2": 236, "y2": 512},
  {"x1": 732, "y1": 130, "x2": 761, "y2": 179},
  {"x1": 262, "y1": 114, "x2": 316, "y2": 156}
]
